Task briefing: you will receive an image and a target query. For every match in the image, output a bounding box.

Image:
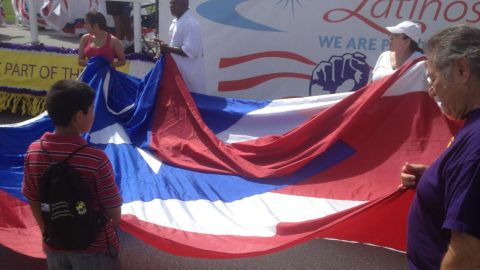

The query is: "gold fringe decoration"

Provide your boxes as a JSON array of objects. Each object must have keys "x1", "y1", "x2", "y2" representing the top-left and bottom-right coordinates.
[{"x1": 0, "y1": 91, "x2": 46, "y2": 116}]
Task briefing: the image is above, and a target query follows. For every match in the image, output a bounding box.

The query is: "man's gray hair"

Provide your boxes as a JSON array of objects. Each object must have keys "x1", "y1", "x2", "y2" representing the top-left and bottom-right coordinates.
[{"x1": 425, "y1": 24, "x2": 480, "y2": 77}]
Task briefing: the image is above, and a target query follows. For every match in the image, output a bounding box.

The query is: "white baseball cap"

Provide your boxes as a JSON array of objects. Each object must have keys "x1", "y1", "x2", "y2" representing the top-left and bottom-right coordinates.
[{"x1": 386, "y1": 21, "x2": 421, "y2": 43}]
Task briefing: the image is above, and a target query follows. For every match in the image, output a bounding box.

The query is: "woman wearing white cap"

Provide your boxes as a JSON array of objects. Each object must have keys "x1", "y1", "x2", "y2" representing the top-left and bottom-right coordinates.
[{"x1": 371, "y1": 21, "x2": 424, "y2": 81}]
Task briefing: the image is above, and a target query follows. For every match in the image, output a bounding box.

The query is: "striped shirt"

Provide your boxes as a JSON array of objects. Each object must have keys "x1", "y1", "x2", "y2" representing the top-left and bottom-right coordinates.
[{"x1": 22, "y1": 132, "x2": 122, "y2": 254}]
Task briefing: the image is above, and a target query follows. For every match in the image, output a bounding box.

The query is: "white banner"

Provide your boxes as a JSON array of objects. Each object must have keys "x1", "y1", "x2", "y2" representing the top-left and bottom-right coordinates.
[
  {"x1": 13, "y1": 0, "x2": 480, "y2": 99},
  {"x1": 165, "y1": 0, "x2": 479, "y2": 99}
]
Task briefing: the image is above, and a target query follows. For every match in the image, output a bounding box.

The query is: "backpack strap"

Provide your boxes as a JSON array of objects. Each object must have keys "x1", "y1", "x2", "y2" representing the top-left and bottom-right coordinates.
[{"x1": 39, "y1": 140, "x2": 88, "y2": 163}]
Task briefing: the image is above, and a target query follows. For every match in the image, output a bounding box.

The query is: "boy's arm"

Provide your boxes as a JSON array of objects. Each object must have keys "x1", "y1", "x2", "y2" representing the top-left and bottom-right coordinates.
[
  {"x1": 105, "y1": 206, "x2": 121, "y2": 225},
  {"x1": 96, "y1": 175, "x2": 122, "y2": 225},
  {"x1": 28, "y1": 200, "x2": 45, "y2": 233},
  {"x1": 96, "y1": 154, "x2": 123, "y2": 225}
]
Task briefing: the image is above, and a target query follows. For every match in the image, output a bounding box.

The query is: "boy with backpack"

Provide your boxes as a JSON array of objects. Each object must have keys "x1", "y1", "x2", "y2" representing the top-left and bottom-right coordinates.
[{"x1": 22, "y1": 80, "x2": 123, "y2": 269}]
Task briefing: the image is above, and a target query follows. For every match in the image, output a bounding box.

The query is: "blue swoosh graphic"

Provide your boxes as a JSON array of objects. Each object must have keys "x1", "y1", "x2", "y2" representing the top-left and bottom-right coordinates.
[{"x1": 196, "y1": 0, "x2": 283, "y2": 32}]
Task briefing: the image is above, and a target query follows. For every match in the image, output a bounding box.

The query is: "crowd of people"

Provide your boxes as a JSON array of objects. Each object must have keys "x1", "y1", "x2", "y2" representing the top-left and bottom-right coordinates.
[{"x1": 12, "y1": 0, "x2": 480, "y2": 268}]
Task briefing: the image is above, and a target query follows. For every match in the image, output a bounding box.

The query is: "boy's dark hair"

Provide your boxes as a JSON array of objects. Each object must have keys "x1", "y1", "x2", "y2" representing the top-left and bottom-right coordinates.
[
  {"x1": 46, "y1": 80, "x2": 95, "y2": 127},
  {"x1": 85, "y1": 11, "x2": 108, "y2": 31}
]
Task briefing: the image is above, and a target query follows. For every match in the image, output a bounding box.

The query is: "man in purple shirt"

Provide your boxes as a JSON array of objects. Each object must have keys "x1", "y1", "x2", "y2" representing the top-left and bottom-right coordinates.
[{"x1": 401, "y1": 25, "x2": 480, "y2": 269}]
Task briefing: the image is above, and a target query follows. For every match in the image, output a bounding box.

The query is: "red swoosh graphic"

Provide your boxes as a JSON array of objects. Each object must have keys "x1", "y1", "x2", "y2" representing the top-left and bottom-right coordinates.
[
  {"x1": 218, "y1": 72, "x2": 311, "y2": 92},
  {"x1": 325, "y1": 8, "x2": 389, "y2": 34},
  {"x1": 219, "y1": 51, "x2": 317, "y2": 68},
  {"x1": 324, "y1": 5, "x2": 426, "y2": 35}
]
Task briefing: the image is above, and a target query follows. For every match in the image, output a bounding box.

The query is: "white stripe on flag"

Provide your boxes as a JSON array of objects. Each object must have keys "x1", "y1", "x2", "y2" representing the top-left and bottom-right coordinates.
[{"x1": 122, "y1": 193, "x2": 365, "y2": 237}]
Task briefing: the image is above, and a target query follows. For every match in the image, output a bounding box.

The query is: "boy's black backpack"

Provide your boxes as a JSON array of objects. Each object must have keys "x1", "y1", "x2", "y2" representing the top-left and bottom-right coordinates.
[{"x1": 39, "y1": 141, "x2": 106, "y2": 250}]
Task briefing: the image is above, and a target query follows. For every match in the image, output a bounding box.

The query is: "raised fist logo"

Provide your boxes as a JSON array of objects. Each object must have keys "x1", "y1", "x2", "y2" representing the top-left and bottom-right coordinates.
[{"x1": 309, "y1": 52, "x2": 370, "y2": 96}]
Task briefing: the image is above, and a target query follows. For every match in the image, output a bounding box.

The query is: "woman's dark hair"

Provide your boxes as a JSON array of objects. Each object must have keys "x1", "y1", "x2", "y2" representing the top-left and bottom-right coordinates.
[
  {"x1": 398, "y1": 34, "x2": 424, "y2": 53},
  {"x1": 85, "y1": 11, "x2": 108, "y2": 31},
  {"x1": 46, "y1": 80, "x2": 95, "y2": 127},
  {"x1": 408, "y1": 38, "x2": 424, "y2": 53}
]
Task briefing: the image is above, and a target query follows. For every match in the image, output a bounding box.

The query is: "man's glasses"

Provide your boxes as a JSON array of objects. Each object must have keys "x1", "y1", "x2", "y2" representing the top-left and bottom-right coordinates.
[{"x1": 424, "y1": 66, "x2": 452, "y2": 89}]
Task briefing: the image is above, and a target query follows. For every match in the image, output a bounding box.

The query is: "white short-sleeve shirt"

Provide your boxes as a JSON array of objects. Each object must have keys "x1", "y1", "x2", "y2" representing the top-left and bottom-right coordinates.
[
  {"x1": 372, "y1": 51, "x2": 423, "y2": 82},
  {"x1": 169, "y1": 9, "x2": 207, "y2": 94}
]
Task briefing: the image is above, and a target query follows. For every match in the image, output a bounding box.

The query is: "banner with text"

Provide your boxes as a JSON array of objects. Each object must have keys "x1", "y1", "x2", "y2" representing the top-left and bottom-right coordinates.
[
  {"x1": 9, "y1": 0, "x2": 480, "y2": 100},
  {"x1": 154, "y1": 0, "x2": 480, "y2": 99},
  {"x1": 0, "y1": 44, "x2": 140, "y2": 115},
  {"x1": 0, "y1": 50, "x2": 83, "y2": 91},
  {"x1": 0, "y1": 48, "x2": 130, "y2": 91}
]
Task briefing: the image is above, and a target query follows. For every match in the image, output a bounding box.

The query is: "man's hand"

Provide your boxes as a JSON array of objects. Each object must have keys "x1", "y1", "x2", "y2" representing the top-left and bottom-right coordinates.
[
  {"x1": 400, "y1": 163, "x2": 428, "y2": 189},
  {"x1": 153, "y1": 39, "x2": 166, "y2": 45},
  {"x1": 159, "y1": 43, "x2": 169, "y2": 53},
  {"x1": 152, "y1": 39, "x2": 187, "y2": 57},
  {"x1": 153, "y1": 39, "x2": 169, "y2": 53}
]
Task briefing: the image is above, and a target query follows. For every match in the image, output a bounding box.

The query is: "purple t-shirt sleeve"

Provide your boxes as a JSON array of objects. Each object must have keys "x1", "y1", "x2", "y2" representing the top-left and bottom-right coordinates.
[{"x1": 443, "y1": 160, "x2": 480, "y2": 239}]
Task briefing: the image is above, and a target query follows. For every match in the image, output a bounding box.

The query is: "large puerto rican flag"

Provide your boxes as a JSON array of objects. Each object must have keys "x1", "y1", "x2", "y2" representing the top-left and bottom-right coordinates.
[{"x1": 0, "y1": 54, "x2": 458, "y2": 258}]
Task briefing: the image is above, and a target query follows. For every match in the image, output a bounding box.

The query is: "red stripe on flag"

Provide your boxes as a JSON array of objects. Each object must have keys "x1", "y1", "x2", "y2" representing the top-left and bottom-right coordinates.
[
  {"x1": 275, "y1": 92, "x2": 458, "y2": 201},
  {"x1": 151, "y1": 55, "x2": 431, "y2": 179},
  {"x1": 278, "y1": 189, "x2": 417, "y2": 252},
  {"x1": 0, "y1": 190, "x2": 45, "y2": 258}
]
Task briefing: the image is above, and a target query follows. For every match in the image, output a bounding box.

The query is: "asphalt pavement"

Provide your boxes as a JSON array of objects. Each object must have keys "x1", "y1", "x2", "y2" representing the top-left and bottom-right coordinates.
[{"x1": 0, "y1": 24, "x2": 408, "y2": 270}]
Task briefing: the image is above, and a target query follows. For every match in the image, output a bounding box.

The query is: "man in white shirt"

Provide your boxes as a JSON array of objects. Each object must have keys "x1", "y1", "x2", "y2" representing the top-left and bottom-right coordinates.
[{"x1": 156, "y1": 0, "x2": 207, "y2": 94}]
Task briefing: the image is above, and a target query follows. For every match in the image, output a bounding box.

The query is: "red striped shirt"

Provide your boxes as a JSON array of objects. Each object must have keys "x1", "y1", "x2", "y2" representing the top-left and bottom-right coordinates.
[{"x1": 22, "y1": 132, "x2": 123, "y2": 254}]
